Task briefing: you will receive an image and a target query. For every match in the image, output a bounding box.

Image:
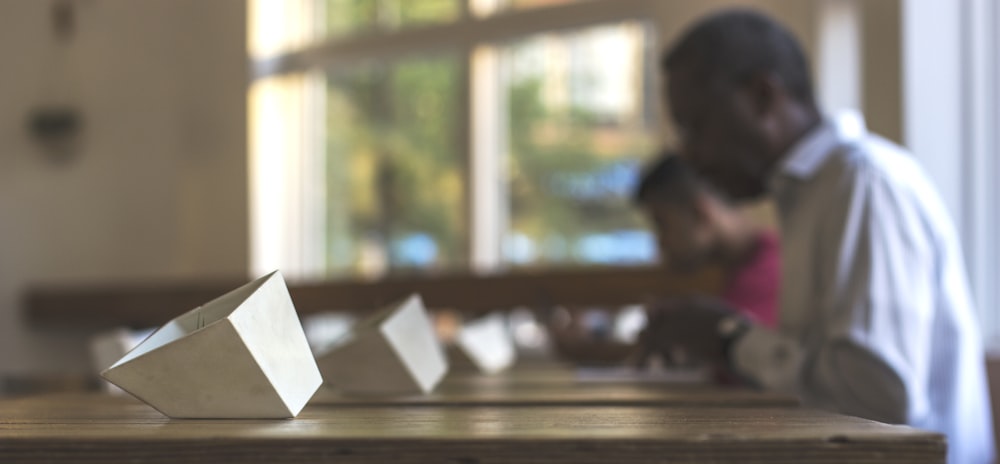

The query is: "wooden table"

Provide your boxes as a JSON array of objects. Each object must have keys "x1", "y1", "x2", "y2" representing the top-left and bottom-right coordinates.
[
  {"x1": 0, "y1": 393, "x2": 944, "y2": 463},
  {"x1": 312, "y1": 384, "x2": 799, "y2": 408},
  {"x1": 438, "y1": 365, "x2": 710, "y2": 389},
  {"x1": 315, "y1": 368, "x2": 799, "y2": 408},
  {"x1": 314, "y1": 365, "x2": 799, "y2": 407}
]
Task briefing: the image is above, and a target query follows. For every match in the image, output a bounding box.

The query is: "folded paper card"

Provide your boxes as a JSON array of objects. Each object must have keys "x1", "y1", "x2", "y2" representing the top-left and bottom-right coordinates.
[
  {"x1": 316, "y1": 294, "x2": 448, "y2": 395},
  {"x1": 101, "y1": 271, "x2": 322, "y2": 419},
  {"x1": 449, "y1": 313, "x2": 516, "y2": 375},
  {"x1": 90, "y1": 327, "x2": 154, "y2": 394}
]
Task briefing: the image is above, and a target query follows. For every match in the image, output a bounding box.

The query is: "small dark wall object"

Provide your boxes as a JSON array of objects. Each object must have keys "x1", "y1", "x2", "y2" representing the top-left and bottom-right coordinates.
[
  {"x1": 52, "y1": 0, "x2": 76, "y2": 42},
  {"x1": 27, "y1": 106, "x2": 83, "y2": 164}
]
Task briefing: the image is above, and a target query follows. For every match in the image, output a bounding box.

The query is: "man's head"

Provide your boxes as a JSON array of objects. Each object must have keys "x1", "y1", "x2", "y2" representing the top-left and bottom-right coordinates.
[
  {"x1": 663, "y1": 9, "x2": 821, "y2": 201},
  {"x1": 634, "y1": 154, "x2": 734, "y2": 272}
]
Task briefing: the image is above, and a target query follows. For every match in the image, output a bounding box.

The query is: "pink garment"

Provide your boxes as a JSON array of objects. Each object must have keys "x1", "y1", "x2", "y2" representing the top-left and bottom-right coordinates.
[{"x1": 721, "y1": 231, "x2": 780, "y2": 328}]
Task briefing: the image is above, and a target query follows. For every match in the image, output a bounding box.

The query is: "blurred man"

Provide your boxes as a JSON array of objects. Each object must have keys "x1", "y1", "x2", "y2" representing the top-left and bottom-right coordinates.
[
  {"x1": 639, "y1": 9, "x2": 994, "y2": 463},
  {"x1": 634, "y1": 153, "x2": 778, "y2": 328}
]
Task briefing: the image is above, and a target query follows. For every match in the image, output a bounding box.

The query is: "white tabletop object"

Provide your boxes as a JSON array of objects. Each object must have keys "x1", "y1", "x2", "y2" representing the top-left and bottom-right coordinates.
[
  {"x1": 101, "y1": 271, "x2": 322, "y2": 419},
  {"x1": 317, "y1": 294, "x2": 448, "y2": 395}
]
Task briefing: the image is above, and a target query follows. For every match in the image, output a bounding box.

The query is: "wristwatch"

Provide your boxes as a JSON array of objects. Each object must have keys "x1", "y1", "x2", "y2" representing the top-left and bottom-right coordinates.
[{"x1": 717, "y1": 315, "x2": 750, "y2": 365}]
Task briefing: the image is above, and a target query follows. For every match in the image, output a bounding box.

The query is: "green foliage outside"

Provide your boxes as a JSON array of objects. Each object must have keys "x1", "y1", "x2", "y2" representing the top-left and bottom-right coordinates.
[
  {"x1": 325, "y1": 0, "x2": 460, "y2": 37},
  {"x1": 506, "y1": 74, "x2": 654, "y2": 265},
  {"x1": 326, "y1": 56, "x2": 464, "y2": 276},
  {"x1": 321, "y1": 3, "x2": 655, "y2": 275}
]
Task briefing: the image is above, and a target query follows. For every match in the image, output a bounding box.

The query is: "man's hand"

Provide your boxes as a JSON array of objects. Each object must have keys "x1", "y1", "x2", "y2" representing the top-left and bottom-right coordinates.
[{"x1": 636, "y1": 297, "x2": 744, "y2": 368}]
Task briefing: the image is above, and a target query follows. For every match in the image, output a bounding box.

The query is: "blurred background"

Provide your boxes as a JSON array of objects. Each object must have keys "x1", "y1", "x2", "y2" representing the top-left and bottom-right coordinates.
[{"x1": 0, "y1": 0, "x2": 997, "y2": 385}]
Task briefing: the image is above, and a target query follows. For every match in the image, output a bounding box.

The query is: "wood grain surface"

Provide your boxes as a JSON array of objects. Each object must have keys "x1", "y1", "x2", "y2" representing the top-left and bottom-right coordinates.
[
  {"x1": 0, "y1": 393, "x2": 944, "y2": 463},
  {"x1": 314, "y1": 383, "x2": 800, "y2": 408},
  {"x1": 317, "y1": 364, "x2": 797, "y2": 407}
]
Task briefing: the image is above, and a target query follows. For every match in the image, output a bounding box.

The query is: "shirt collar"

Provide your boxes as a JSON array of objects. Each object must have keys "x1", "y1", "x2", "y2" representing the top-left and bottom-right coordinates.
[{"x1": 778, "y1": 109, "x2": 867, "y2": 179}]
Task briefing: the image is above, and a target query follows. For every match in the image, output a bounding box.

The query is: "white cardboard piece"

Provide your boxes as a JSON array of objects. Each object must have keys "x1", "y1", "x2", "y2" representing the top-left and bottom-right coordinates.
[
  {"x1": 450, "y1": 313, "x2": 516, "y2": 375},
  {"x1": 101, "y1": 271, "x2": 323, "y2": 419},
  {"x1": 89, "y1": 327, "x2": 154, "y2": 394},
  {"x1": 316, "y1": 294, "x2": 448, "y2": 396}
]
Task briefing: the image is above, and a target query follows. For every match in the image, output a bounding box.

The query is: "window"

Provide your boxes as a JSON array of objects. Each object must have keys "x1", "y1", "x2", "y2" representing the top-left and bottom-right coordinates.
[
  {"x1": 901, "y1": 0, "x2": 1000, "y2": 343},
  {"x1": 325, "y1": 0, "x2": 463, "y2": 39},
  {"x1": 499, "y1": 24, "x2": 656, "y2": 266},
  {"x1": 249, "y1": 0, "x2": 660, "y2": 280},
  {"x1": 959, "y1": 0, "x2": 1000, "y2": 344},
  {"x1": 325, "y1": 56, "x2": 466, "y2": 275}
]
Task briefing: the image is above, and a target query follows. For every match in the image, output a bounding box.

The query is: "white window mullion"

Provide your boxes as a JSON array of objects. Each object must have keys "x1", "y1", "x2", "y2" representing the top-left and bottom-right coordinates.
[
  {"x1": 816, "y1": 0, "x2": 861, "y2": 114},
  {"x1": 470, "y1": 45, "x2": 507, "y2": 273},
  {"x1": 249, "y1": 73, "x2": 326, "y2": 280},
  {"x1": 993, "y1": 0, "x2": 1000, "y2": 345},
  {"x1": 252, "y1": 0, "x2": 656, "y2": 79},
  {"x1": 298, "y1": 73, "x2": 328, "y2": 279},
  {"x1": 961, "y1": 0, "x2": 998, "y2": 342},
  {"x1": 902, "y1": 0, "x2": 963, "y2": 222},
  {"x1": 903, "y1": 0, "x2": 1000, "y2": 342}
]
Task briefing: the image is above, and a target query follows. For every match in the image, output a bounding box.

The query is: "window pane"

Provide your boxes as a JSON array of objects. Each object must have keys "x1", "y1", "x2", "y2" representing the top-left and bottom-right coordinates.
[
  {"x1": 324, "y1": 0, "x2": 462, "y2": 40},
  {"x1": 507, "y1": 0, "x2": 578, "y2": 11},
  {"x1": 323, "y1": 0, "x2": 379, "y2": 38},
  {"x1": 249, "y1": 0, "x2": 325, "y2": 58},
  {"x1": 250, "y1": 0, "x2": 463, "y2": 58},
  {"x1": 326, "y1": 56, "x2": 466, "y2": 277},
  {"x1": 501, "y1": 22, "x2": 657, "y2": 266},
  {"x1": 249, "y1": 72, "x2": 330, "y2": 279},
  {"x1": 472, "y1": 0, "x2": 578, "y2": 17}
]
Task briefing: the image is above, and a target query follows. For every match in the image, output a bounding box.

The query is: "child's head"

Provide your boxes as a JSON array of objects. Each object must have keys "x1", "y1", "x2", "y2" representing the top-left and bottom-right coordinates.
[{"x1": 634, "y1": 153, "x2": 745, "y2": 272}]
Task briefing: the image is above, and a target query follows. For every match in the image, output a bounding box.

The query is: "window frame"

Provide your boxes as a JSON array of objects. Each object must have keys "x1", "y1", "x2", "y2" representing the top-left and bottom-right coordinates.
[
  {"x1": 903, "y1": 0, "x2": 1000, "y2": 344},
  {"x1": 960, "y1": 0, "x2": 1000, "y2": 344},
  {"x1": 249, "y1": 0, "x2": 660, "y2": 278}
]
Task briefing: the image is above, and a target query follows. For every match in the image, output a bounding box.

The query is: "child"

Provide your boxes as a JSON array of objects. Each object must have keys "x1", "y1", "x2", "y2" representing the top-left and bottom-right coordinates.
[{"x1": 633, "y1": 153, "x2": 779, "y2": 328}]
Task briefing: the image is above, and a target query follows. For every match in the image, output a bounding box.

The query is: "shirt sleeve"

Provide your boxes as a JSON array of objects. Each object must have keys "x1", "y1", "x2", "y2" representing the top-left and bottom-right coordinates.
[{"x1": 731, "y1": 160, "x2": 935, "y2": 425}]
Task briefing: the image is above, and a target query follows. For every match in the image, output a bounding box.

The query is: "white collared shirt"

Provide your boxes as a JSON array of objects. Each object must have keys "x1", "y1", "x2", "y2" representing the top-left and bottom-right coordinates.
[{"x1": 732, "y1": 111, "x2": 995, "y2": 464}]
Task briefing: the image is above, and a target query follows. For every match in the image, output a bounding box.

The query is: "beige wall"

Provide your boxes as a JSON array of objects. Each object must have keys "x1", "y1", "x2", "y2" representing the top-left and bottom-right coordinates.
[
  {"x1": 861, "y1": 0, "x2": 902, "y2": 144},
  {"x1": 0, "y1": 0, "x2": 247, "y2": 375}
]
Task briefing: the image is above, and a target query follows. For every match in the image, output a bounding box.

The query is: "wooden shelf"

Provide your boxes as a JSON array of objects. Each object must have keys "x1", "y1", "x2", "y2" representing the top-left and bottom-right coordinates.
[{"x1": 23, "y1": 266, "x2": 723, "y2": 329}]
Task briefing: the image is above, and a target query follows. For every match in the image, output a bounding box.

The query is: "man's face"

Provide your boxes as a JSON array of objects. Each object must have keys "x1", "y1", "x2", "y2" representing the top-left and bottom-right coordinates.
[
  {"x1": 644, "y1": 201, "x2": 714, "y2": 273},
  {"x1": 666, "y1": 68, "x2": 773, "y2": 201}
]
